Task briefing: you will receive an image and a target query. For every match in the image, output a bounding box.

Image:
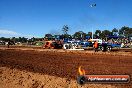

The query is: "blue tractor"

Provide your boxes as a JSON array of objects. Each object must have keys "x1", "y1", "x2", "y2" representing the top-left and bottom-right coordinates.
[{"x1": 99, "y1": 43, "x2": 121, "y2": 52}]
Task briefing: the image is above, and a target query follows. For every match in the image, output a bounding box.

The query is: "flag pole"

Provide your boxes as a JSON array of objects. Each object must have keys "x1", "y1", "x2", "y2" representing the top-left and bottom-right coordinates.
[{"x1": 92, "y1": 29, "x2": 93, "y2": 39}]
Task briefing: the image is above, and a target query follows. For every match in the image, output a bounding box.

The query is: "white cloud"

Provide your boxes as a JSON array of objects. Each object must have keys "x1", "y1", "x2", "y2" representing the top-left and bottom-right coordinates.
[
  {"x1": 0, "y1": 29, "x2": 38, "y2": 38},
  {"x1": 0, "y1": 30, "x2": 20, "y2": 35}
]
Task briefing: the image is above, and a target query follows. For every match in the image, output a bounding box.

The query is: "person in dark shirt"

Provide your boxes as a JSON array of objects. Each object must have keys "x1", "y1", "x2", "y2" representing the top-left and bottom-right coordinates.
[
  {"x1": 7, "y1": 41, "x2": 10, "y2": 48},
  {"x1": 102, "y1": 43, "x2": 107, "y2": 52}
]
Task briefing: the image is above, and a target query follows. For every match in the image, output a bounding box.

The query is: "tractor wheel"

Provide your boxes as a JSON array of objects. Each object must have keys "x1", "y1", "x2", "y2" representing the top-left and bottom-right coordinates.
[
  {"x1": 101, "y1": 46, "x2": 104, "y2": 51},
  {"x1": 63, "y1": 44, "x2": 69, "y2": 49},
  {"x1": 107, "y1": 46, "x2": 112, "y2": 52},
  {"x1": 65, "y1": 45, "x2": 69, "y2": 49},
  {"x1": 69, "y1": 44, "x2": 72, "y2": 49}
]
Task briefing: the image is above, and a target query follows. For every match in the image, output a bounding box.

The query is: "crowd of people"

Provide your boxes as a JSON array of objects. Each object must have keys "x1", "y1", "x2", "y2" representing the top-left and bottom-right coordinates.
[{"x1": 107, "y1": 38, "x2": 132, "y2": 48}]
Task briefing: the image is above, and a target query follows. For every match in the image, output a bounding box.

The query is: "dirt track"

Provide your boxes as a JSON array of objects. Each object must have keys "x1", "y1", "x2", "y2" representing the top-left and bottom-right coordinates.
[{"x1": 0, "y1": 48, "x2": 132, "y2": 88}]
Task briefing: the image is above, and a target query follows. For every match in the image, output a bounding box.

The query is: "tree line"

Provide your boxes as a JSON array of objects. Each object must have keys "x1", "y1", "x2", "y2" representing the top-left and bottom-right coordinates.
[
  {"x1": 45, "y1": 25, "x2": 132, "y2": 40},
  {"x1": 0, "y1": 37, "x2": 43, "y2": 43},
  {"x1": 0, "y1": 25, "x2": 132, "y2": 43}
]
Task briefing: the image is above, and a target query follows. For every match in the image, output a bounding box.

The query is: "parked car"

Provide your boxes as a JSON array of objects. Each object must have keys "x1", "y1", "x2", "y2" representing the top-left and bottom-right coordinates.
[{"x1": 0, "y1": 41, "x2": 5, "y2": 45}]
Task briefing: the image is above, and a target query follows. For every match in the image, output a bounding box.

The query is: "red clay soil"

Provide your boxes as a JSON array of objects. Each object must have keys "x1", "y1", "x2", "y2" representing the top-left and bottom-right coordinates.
[{"x1": 0, "y1": 49, "x2": 132, "y2": 87}]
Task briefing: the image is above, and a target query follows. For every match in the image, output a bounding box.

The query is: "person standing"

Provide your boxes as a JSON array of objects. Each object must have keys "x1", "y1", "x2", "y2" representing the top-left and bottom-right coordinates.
[
  {"x1": 93, "y1": 41, "x2": 99, "y2": 52},
  {"x1": 7, "y1": 41, "x2": 10, "y2": 48}
]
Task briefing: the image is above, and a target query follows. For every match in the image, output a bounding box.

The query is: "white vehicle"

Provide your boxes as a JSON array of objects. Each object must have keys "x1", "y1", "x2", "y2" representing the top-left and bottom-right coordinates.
[
  {"x1": 89, "y1": 39, "x2": 103, "y2": 44},
  {"x1": 63, "y1": 41, "x2": 84, "y2": 50},
  {"x1": 63, "y1": 43, "x2": 77, "y2": 49},
  {"x1": 5, "y1": 42, "x2": 8, "y2": 45}
]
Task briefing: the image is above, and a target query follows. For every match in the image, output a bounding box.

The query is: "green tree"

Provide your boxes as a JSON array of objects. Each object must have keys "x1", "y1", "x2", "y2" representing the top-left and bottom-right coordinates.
[
  {"x1": 119, "y1": 26, "x2": 128, "y2": 35},
  {"x1": 73, "y1": 31, "x2": 82, "y2": 39},
  {"x1": 21, "y1": 37, "x2": 28, "y2": 43},
  {"x1": 10, "y1": 37, "x2": 16, "y2": 42},
  {"x1": 45, "y1": 34, "x2": 53, "y2": 39},
  {"x1": 78, "y1": 31, "x2": 85, "y2": 39},
  {"x1": 87, "y1": 32, "x2": 92, "y2": 37},
  {"x1": 62, "y1": 25, "x2": 69, "y2": 35},
  {"x1": 100, "y1": 30, "x2": 111, "y2": 39},
  {"x1": 31, "y1": 37, "x2": 35, "y2": 42},
  {"x1": 119, "y1": 26, "x2": 132, "y2": 37},
  {"x1": 95, "y1": 30, "x2": 101, "y2": 38},
  {"x1": 82, "y1": 32, "x2": 86, "y2": 40},
  {"x1": 112, "y1": 28, "x2": 118, "y2": 35},
  {"x1": 95, "y1": 30, "x2": 101, "y2": 35},
  {"x1": 18, "y1": 37, "x2": 22, "y2": 42},
  {"x1": 62, "y1": 25, "x2": 70, "y2": 39},
  {"x1": 128, "y1": 28, "x2": 132, "y2": 35},
  {"x1": 0, "y1": 37, "x2": 5, "y2": 41}
]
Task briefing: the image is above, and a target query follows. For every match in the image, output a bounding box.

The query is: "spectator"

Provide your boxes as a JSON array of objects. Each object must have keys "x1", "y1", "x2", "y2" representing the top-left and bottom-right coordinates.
[
  {"x1": 93, "y1": 41, "x2": 99, "y2": 52},
  {"x1": 7, "y1": 41, "x2": 10, "y2": 48}
]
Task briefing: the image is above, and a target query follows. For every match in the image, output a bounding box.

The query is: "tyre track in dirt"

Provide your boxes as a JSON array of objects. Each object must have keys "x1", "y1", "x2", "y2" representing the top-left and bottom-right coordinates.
[{"x1": 0, "y1": 49, "x2": 132, "y2": 88}]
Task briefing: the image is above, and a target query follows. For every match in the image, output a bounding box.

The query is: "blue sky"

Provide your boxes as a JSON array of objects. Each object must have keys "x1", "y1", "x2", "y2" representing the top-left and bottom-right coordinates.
[{"x1": 0, "y1": 0, "x2": 132, "y2": 38}]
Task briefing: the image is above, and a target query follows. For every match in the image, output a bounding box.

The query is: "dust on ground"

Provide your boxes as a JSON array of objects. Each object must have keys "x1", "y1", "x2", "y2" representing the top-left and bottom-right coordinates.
[{"x1": 0, "y1": 48, "x2": 132, "y2": 88}]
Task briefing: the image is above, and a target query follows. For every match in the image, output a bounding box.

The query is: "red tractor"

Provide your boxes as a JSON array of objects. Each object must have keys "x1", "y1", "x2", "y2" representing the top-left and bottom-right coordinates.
[{"x1": 43, "y1": 40, "x2": 63, "y2": 49}]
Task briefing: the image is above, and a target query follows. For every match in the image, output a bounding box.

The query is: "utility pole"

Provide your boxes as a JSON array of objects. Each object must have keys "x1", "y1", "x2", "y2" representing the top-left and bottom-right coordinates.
[
  {"x1": 92, "y1": 29, "x2": 93, "y2": 39},
  {"x1": 90, "y1": 3, "x2": 96, "y2": 39}
]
